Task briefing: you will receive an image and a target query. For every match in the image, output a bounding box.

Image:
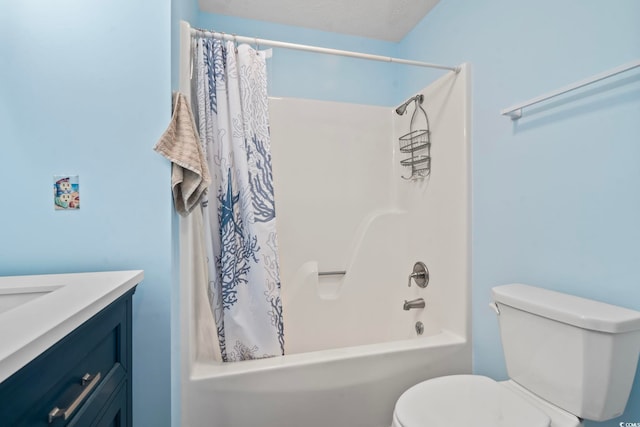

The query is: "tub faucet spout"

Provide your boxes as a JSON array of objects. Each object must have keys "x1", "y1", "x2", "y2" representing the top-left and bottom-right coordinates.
[{"x1": 403, "y1": 298, "x2": 426, "y2": 311}]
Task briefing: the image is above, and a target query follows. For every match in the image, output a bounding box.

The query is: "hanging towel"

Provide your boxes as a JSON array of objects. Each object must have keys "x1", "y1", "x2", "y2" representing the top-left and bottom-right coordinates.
[{"x1": 155, "y1": 92, "x2": 211, "y2": 216}]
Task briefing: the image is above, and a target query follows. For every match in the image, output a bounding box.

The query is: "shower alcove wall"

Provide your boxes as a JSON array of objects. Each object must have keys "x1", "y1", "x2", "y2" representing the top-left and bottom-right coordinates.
[
  {"x1": 271, "y1": 71, "x2": 470, "y2": 354},
  {"x1": 178, "y1": 23, "x2": 471, "y2": 426}
]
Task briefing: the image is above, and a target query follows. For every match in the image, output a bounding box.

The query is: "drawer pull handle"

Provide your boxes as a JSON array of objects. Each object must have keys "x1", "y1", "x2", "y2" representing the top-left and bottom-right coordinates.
[{"x1": 48, "y1": 372, "x2": 101, "y2": 423}]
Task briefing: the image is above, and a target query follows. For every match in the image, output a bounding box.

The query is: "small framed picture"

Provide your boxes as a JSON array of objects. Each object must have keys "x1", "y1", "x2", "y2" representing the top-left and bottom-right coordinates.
[{"x1": 53, "y1": 175, "x2": 80, "y2": 210}]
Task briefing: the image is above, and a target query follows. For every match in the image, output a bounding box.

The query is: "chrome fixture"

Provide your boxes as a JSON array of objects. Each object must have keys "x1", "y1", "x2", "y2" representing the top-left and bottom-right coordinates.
[
  {"x1": 415, "y1": 321, "x2": 424, "y2": 335},
  {"x1": 318, "y1": 270, "x2": 346, "y2": 277},
  {"x1": 407, "y1": 262, "x2": 429, "y2": 288},
  {"x1": 191, "y1": 24, "x2": 459, "y2": 72},
  {"x1": 395, "y1": 94, "x2": 424, "y2": 116},
  {"x1": 404, "y1": 298, "x2": 426, "y2": 311},
  {"x1": 397, "y1": 94, "x2": 432, "y2": 180},
  {"x1": 489, "y1": 302, "x2": 500, "y2": 315},
  {"x1": 501, "y1": 59, "x2": 640, "y2": 120},
  {"x1": 49, "y1": 372, "x2": 101, "y2": 423}
]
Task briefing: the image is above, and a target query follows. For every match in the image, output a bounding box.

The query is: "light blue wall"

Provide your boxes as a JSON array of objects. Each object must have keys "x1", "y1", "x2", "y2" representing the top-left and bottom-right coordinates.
[
  {"x1": 0, "y1": 1, "x2": 173, "y2": 426},
  {"x1": 195, "y1": 13, "x2": 399, "y2": 106},
  {"x1": 398, "y1": 0, "x2": 640, "y2": 424},
  {"x1": 4, "y1": 1, "x2": 634, "y2": 425},
  {"x1": 172, "y1": 0, "x2": 199, "y2": 89}
]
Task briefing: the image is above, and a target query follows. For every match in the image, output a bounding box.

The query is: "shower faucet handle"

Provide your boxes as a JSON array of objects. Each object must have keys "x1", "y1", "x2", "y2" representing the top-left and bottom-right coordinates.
[
  {"x1": 407, "y1": 262, "x2": 429, "y2": 288},
  {"x1": 407, "y1": 272, "x2": 420, "y2": 287}
]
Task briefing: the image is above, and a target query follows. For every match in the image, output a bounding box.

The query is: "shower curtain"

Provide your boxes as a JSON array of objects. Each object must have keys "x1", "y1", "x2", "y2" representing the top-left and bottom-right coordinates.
[{"x1": 194, "y1": 37, "x2": 284, "y2": 362}]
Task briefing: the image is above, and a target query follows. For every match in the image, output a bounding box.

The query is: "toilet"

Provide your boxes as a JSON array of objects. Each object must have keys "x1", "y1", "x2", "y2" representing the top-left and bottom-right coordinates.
[{"x1": 392, "y1": 283, "x2": 640, "y2": 427}]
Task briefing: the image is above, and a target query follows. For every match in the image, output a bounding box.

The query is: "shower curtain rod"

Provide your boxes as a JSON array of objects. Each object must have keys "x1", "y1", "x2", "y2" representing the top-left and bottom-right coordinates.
[{"x1": 187, "y1": 22, "x2": 459, "y2": 73}]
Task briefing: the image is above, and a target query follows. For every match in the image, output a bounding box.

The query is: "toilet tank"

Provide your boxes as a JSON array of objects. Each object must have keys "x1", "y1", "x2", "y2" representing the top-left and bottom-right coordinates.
[{"x1": 492, "y1": 284, "x2": 640, "y2": 422}]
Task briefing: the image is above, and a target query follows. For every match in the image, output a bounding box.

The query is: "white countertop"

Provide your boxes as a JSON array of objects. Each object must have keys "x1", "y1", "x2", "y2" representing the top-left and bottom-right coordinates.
[{"x1": 0, "y1": 270, "x2": 143, "y2": 384}]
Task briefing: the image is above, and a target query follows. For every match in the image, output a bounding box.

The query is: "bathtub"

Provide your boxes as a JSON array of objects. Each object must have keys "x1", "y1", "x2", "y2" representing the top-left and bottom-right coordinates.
[
  {"x1": 182, "y1": 329, "x2": 470, "y2": 427},
  {"x1": 179, "y1": 209, "x2": 472, "y2": 426}
]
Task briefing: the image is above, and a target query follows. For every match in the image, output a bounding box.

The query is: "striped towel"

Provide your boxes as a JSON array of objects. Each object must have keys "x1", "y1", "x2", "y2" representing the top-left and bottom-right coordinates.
[{"x1": 154, "y1": 92, "x2": 211, "y2": 216}]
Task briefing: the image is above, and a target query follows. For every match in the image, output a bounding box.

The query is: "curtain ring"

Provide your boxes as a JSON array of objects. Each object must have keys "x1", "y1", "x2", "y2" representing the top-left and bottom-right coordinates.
[
  {"x1": 254, "y1": 37, "x2": 259, "y2": 54},
  {"x1": 233, "y1": 33, "x2": 238, "y2": 53}
]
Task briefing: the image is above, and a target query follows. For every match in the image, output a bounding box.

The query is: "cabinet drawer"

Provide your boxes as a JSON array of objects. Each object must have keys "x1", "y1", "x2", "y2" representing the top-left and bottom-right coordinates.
[
  {"x1": 69, "y1": 377, "x2": 127, "y2": 427},
  {"x1": 0, "y1": 291, "x2": 132, "y2": 427},
  {"x1": 68, "y1": 367, "x2": 126, "y2": 427},
  {"x1": 94, "y1": 381, "x2": 127, "y2": 427}
]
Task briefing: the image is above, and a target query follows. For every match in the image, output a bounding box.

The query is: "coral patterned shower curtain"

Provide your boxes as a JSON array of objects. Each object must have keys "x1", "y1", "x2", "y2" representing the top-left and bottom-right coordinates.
[{"x1": 194, "y1": 37, "x2": 284, "y2": 362}]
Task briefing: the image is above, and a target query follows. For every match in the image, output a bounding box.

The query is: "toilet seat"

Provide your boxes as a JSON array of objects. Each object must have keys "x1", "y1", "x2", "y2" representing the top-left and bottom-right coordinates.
[{"x1": 392, "y1": 375, "x2": 551, "y2": 427}]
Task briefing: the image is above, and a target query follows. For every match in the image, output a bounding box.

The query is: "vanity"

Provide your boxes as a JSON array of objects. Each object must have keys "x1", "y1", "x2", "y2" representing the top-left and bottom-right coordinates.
[{"x1": 0, "y1": 270, "x2": 143, "y2": 426}]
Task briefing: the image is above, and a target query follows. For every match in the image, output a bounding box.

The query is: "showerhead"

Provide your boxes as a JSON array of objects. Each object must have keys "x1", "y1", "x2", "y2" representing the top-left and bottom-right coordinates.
[
  {"x1": 395, "y1": 103, "x2": 409, "y2": 115},
  {"x1": 395, "y1": 94, "x2": 424, "y2": 116}
]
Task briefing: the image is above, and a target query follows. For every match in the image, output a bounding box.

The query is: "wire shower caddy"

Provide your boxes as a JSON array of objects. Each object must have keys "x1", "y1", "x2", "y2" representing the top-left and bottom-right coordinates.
[{"x1": 398, "y1": 94, "x2": 431, "y2": 180}]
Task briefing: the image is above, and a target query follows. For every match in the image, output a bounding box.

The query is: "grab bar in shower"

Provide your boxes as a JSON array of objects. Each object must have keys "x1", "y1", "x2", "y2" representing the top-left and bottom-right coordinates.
[{"x1": 318, "y1": 270, "x2": 347, "y2": 277}]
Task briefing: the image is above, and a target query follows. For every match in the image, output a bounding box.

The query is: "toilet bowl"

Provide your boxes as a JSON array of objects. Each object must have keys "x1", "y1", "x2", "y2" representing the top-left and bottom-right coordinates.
[
  {"x1": 392, "y1": 284, "x2": 640, "y2": 427},
  {"x1": 392, "y1": 375, "x2": 581, "y2": 427}
]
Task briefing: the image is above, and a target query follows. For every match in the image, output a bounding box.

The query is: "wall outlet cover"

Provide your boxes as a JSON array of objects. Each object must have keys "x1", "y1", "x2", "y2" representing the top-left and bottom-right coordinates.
[{"x1": 53, "y1": 175, "x2": 80, "y2": 210}]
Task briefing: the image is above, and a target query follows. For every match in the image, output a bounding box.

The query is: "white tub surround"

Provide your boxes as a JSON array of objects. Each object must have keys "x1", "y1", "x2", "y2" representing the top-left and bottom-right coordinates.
[
  {"x1": 0, "y1": 270, "x2": 143, "y2": 383},
  {"x1": 181, "y1": 63, "x2": 471, "y2": 427},
  {"x1": 177, "y1": 15, "x2": 472, "y2": 424},
  {"x1": 272, "y1": 64, "x2": 471, "y2": 354}
]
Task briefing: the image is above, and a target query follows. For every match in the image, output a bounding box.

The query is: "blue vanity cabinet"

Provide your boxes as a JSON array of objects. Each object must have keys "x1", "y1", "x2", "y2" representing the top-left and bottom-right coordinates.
[{"x1": 0, "y1": 288, "x2": 136, "y2": 427}]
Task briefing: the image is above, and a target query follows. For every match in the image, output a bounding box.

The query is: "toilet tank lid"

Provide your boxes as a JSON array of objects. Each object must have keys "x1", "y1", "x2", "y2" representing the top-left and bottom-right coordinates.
[{"x1": 492, "y1": 284, "x2": 640, "y2": 333}]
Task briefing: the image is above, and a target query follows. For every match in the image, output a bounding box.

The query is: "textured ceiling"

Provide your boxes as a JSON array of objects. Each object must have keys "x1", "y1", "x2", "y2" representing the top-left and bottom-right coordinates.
[{"x1": 198, "y1": 0, "x2": 440, "y2": 42}]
